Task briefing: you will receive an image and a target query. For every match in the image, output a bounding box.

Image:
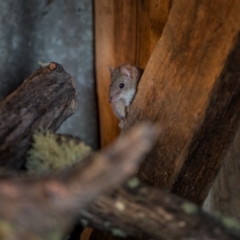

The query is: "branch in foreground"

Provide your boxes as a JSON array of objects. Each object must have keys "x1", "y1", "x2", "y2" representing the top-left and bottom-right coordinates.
[
  {"x1": 0, "y1": 62, "x2": 77, "y2": 169},
  {"x1": 0, "y1": 124, "x2": 156, "y2": 240},
  {"x1": 80, "y1": 182, "x2": 240, "y2": 240}
]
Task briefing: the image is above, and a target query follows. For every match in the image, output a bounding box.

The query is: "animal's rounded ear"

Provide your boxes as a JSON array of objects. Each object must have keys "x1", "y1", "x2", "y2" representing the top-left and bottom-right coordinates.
[
  {"x1": 120, "y1": 64, "x2": 138, "y2": 80},
  {"x1": 120, "y1": 64, "x2": 132, "y2": 78},
  {"x1": 108, "y1": 65, "x2": 114, "y2": 73}
]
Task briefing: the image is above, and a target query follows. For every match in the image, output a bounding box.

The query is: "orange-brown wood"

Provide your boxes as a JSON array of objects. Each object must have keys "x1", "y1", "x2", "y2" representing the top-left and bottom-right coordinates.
[
  {"x1": 93, "y1": 1, "x2": 169, "y2": 239},
  {"x1": 94, "y1": 0, "x2": 118, "y2": 148},
  {"x1": 95, "y1": 0, "x2": 168, "y2": 148},
  {"x1": 123, "y1": 0, "x2": 240, "y2": 205},
  {"x1": 135, "y1": 0, "x2": 170, "y2": 68},
  {"x1": 95, "y1": 0, "x2": 137, "y2": 148}
]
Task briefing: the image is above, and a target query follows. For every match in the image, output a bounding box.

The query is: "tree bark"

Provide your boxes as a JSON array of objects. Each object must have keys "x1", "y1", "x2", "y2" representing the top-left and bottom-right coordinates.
[
  {"x1": 0, "y1": 62, "x2": 77, "y2": 170},
  {"x1": 122, "y1": 0, "x2": 240, "y2": 205},
  {"x1": 81, "y1": 183, "x2": 240, "y2": 240},
  {"x1": 0, "y1": 124, "x2": 156, "y2": 240}
]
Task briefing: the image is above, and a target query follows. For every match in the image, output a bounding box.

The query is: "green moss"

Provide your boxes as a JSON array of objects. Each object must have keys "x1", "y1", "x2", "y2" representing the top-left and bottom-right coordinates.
[
  {"x1": 0, "y1": 220, "x2": 13, "y2": 239},
  {"x1": 181, "y1": 202, "x2": 198, "y2": 214},
  {"x1": 26, "y1": 131, "x2": 91, "y2": 172},
  {"x1": 212, "y1": 212, "x2": 240, "y2": 231},
  {"x1": 221, "y1": 217, "x2": 240, "y2": 230},
  {"x1": 46, "y1": 230, "x2": 63, "y2": 240},
  {"x1": 111, "y1": 228, "x2": 127, "y2": 237},
  {"x1": 80, "y1": 218, "x2": 89, "y2": 227},
  {"x1": 127, "y1": 177, "x2": 140, "y2": 188},
  {"x1": 104, "y1": 221, "x2": 111, "y2": 228}
]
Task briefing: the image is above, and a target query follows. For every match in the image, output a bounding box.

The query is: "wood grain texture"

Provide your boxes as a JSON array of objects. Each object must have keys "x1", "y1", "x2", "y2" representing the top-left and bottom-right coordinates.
[
  {"x1": 94, "y1": 0, "x2": 137, "y2": 147},
  {"x1": 0, "y1": 63, "x2": 77, "y2": 169},
  {"x1": 171, "y1": 33, "x2": 240, "y2": 204},
  {"x1": 93, "y1": 1, "x2": 170, "y2": 239},
  {"x1": 95, "y1": 0, "x2": 168, "y2": 147},
  {"x1": 122, "y1": 0, "x2": 240, "y2": 205},
  {"x1": 135, "y1": 0, "x2": 170, "y2": 68},
  {"x1": 94, "y1": 0, "x2": 117, "y2": 148}
]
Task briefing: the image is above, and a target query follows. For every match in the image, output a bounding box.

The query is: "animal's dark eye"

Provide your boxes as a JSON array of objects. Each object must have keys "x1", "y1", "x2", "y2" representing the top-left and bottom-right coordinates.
[{"x1": 119, "y1": 83, "x2": 125, "y2": 89}]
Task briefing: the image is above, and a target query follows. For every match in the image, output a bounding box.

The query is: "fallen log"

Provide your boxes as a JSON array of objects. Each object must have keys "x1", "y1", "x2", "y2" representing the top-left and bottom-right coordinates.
[
  {"x1": 79, "y1": 182, "x2": 240, "y2": 240},
  {"x1": 0, "y1": 124, "x2": 156, "y2": 240},
  {"x1": 25, "y1": 132, "x2": 240, "y2": 240},
  {"x1": 0, "y1": 62, "x2": 77, "y2": 169}
]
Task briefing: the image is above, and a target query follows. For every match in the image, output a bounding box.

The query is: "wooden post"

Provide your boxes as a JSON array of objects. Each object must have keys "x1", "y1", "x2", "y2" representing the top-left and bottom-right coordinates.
[
  {"x1": 94, "y1": 0, "x2": 168, "y2": 147},
  {"x1": 123, "y1": 0, "x2": 240, "y2": 206}
]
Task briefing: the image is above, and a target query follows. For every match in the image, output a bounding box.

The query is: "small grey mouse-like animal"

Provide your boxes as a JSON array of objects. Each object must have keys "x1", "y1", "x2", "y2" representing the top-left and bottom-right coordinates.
[{"x1": 109, "y1": 64, "x2": 143, "y2": 124}]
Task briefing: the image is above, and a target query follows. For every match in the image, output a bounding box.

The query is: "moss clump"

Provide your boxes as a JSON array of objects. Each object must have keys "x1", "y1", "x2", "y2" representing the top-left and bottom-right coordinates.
[
  {"x1": 80, "y1": 218, "x2": 89, "y2": 227},
  {"x1": 0, "y1": 220, "x2": 13, "y2": 239},
  {"x1": 212, "y1": 212, "x2": 240, "y2": 231},
  {"x1": 181, "y1": 202, "x2": 198, "y2": 214},
  {"x1": 127, "y1": 177, "x2": 140, "y2": 188},
  {"x1": 221, "y1": 217, "x2": 240, "y2": 231},
  {"x1": 111, "y1": 228, "x2": 127, "y2": 237},
  {"x1": 26, "y1": 131, "x2": 91, "y2": 172}
]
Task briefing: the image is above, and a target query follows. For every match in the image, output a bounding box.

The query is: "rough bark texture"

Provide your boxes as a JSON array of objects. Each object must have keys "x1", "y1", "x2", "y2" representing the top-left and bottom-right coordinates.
[
  {"x1": 0, "y1": 0, "x2": 98, "y2": 150},
  {"x1": 122, "y1": 0, "x2": 240, "y2": 205},
  {"x1": 0, "y1": 62, "x2": 77, "y2": 170},
  {"x1": 94, "y1": 0, "x2": 168, "y2": 147},
  {"x1": 80, "y1": 183, "x2": 240, "y2": 240},
  {"x1": 0, "y1": 124, "x2": 156, "y2": 240}
]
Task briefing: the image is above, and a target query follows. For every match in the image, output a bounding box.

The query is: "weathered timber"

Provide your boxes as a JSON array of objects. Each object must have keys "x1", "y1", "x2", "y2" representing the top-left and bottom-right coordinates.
[
  {"x1": 0, "y1": 124, "x2": 156, "y2": 240},
  {"x1": 171, "y1": 33, "x2": 240, "y2": 204},
  {"x1": 135, "y1": 0, "x2": 170, "y2": 69},
  {"x1": 94, "y1": 0, "x2": 168, "y2": 147},
  {"x1": 0, "y1": 62, "x2": 77, "y2": 169},
  {"x1": 204, "y1": 124, "x2": 240, "y2": 220},
  {"x1": 122, "y1": 0, "x2": 240, "y2": 205},
  {"x1": 93, "y1": 1, "x2": 171, "y2": 239},
  {"x1": 81, "y1": 183, "x2": 240, "y2": 240}
]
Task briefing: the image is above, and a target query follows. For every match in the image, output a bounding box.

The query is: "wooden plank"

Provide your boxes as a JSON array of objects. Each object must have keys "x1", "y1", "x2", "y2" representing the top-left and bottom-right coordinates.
[
  {"x1": 135, "y1": 0, "x2": 170, "y2": 68},
  {"x1": 171, "y1": 34, "x2": 240, "y2": 204},
  {"x1": 93, "y1": 1, "x2": 169, "y2": 239},
  {"x1": 94, "y1": 0, "x2": 117, "y2": 148},
  {"x1": 123, "y1": 0, "x2": 240, "y2": 205},
  {"x1": 95, "y1": 0, "x2": 168, "y2": 147},
  {"x1": 95, "y1": 0, "x2": 137, "y2": 147}
]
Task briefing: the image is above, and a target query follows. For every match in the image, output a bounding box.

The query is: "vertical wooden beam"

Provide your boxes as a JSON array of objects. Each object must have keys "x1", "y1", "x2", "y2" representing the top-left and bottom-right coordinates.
[
  {"x1": 94, "y1": 0, "x2": 117, "y2": 148},
  {"x1": 94, "y1": 0, "x2": 137, "y2": 148},
  {"x1": 171, "y1": 35, "x2": 240, "y2": 204},
  {"x1": 95, "y1": 0, "x2": 169, "y2": 148},
  {"x1": 123, "y1": 0, "x2": 240, "y2": 205},
  {"x1": 135, "y1": 0, "x2": 170, "y2": 69},
  {"x1": 93, "y1": 1, "x2": 170, "y2": 239}
]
